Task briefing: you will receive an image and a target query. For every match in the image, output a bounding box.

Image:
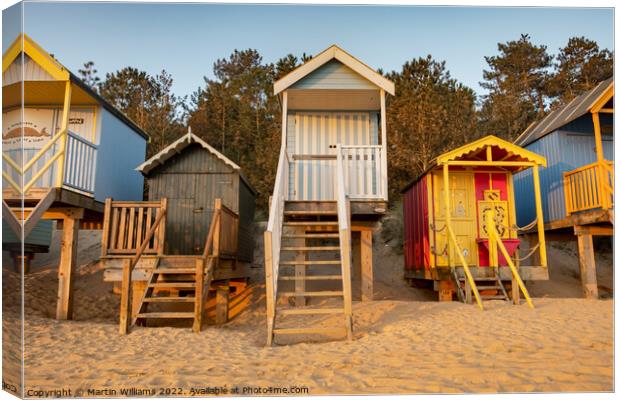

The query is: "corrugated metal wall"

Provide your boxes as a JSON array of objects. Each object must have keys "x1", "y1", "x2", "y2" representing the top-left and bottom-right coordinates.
[
  {"x1": 514, "y1": 114, "x2": 614, "y2": 225},
  {"x1": 403, "y1": 175, "x2": 430, "y2": 271},
  {"x1": 286, "y1": 111, "x2": 379, "y2": 200},
  {"x1": 147, "y1": 144, "x2": 255, "y2": 260}
]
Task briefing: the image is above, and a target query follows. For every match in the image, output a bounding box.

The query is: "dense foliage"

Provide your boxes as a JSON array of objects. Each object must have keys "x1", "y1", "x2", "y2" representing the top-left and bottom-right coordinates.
[{"x1": 79, "y1": 35, "x2": 613, "y2": 210}]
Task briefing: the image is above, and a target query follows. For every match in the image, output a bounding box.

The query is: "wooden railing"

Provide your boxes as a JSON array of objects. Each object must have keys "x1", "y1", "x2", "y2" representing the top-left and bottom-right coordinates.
[
  {"x1": 118, "y1": 200, "x2": 167, "y2": 334},
  {"x1": 264, "y1": 147, "x2": 289, "y2": 345},
  {"x1": 2, "y1": 129, "x2": 98, "y2": 196},
  {"x1": 217, "y1": 201, "x2": 240, "y2": 259},
  {"x1": 63, "y1": 131, "x2": 98, "y2": 194},
  {"x1": 335, "y1": 145, "x2": 354, "y2": 339},
  {"x1": 564, "y1": 160, "x2": 614, "y2": 215},
  {"x1": 340, "y1": 145, "x2": 384, "y2": 199},
  {"x1": 485, "y1": 210, "x2": 533, "y2": 308},
  {"x1": 101, "y1": 199, "x2": 167, "y2": 257},
  {"x1": 193, "y1": 198, "x2": 222, "y2": 332}
]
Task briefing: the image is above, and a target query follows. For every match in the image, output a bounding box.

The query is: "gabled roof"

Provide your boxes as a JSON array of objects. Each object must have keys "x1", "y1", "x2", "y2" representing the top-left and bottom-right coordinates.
[
  {"x1": 515, "y1": 77, "x2": 614, "y2": 147},
  {"x1": 137, "y1": 130, "x2": 240, "y2": 175},
  {"x1": 436, "y1": 135, "x2": 546, "y2": 166},
  {"x1": 2, "y1": 33, "x2": 149, "y2": 141},
  {"x1": 274, "y1": 45, "x2": 395, "y2": 95},
  {"x1": 401, "y1": 135, "x2": 546, "y2": 193}
]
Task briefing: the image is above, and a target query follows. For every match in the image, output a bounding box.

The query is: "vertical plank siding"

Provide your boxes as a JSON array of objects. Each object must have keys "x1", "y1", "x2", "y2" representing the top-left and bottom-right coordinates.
[
  {"x1": 286, "y1": 111, "x2": 379, "y2": 200},
  {"x1": 145, "y1": 143, "x2": 256, "y2": 259}
]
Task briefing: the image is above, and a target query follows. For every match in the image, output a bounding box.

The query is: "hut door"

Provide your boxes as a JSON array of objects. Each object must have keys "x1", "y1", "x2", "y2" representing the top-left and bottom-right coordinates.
[
  {"x1": 431, "y1": 171, "x2": 477, "y2": 267},
  {"x1": 291, "y1": 112, "x2": 373, "y2": 200}
]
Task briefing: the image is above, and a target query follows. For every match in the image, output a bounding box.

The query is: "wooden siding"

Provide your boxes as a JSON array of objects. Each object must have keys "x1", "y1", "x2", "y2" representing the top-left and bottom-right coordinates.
[
  {"x1": 3, "y1": 53, "x2": 55, "y2": 86},
  {"x1": 237, "y1": 178, "x2": 256, "y2": 262},
  {"x1": 514, "y1": 114, "x2": 614, "y2": 226},
  {"x1": 93, "y1": 107, "x2": 145, "y2": 202},
  {"x1": 286, "y1": 111, "x2": 379, "y2": 200},
  {"x1": 146, "y1": 144, "x2": 255, "y2": 260},
  {"x1": 291, "y1": 59, "x2": 378, "y2": 91}
]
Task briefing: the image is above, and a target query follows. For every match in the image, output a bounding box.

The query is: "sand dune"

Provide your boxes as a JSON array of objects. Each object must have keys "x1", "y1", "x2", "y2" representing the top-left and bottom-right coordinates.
[{"x1": 1, "y1": 230, "x2": 614, "y2": 395}]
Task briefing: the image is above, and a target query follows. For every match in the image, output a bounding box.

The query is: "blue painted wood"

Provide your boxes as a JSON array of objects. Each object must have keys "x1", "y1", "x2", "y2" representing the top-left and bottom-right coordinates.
[
  {"x1": 514, "y1": 113, "x2": 614, "y2": 226},
  {"x1": 2, "y1": 219, "x2": 53, "y2": 248},
  {"x1": 93, "y1": 108, "x2": 147, "y2": 202},
  {"x1": 291, "y1": 59, "x2": 378, "y2": 90}
]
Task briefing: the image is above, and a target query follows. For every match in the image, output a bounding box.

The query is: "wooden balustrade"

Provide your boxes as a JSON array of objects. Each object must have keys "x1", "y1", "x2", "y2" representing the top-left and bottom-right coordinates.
[{"x1": 564, "y1": 160, "x2": 614, "y2": 215}]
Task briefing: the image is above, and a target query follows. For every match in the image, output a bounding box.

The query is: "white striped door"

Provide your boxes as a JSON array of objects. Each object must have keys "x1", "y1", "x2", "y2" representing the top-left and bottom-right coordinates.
[{"x1": 292, "y1": 112, "x2": 374, "y2": 200}]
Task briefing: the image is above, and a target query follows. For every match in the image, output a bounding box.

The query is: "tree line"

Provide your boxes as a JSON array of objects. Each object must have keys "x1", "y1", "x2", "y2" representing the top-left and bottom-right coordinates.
[{"x1": 79, "y1": 34, "x2": 612, "y2": 208}]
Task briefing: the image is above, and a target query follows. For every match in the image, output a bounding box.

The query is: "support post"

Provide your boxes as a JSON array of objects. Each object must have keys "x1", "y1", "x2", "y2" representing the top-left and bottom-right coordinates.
[
  {"x1": 592, "y1": 112, "x2": 609, "y2": 209},
  {"x1": 380, "y1": 89, "x2": 388, "y2": 200},
  {"x1": 438, "y1": 280, "x2": 454, "y2": 302},
  {"x1": 531, "y1": 165, "x2": 547, "y2": 268},
  {"x1": 215, "y1": 282, "x2": 230, "y2": 325},
  {"x1": 193, "y1": 258, "x2": 204, "y2": 332},
  {"x1": 119, "y1": 259, "x2": 132, "y2": 334},
  {"x1": 56, "y1": 213, "x2": 79, "y2": 320},
  {"x1": 56, "y1": 80, "x2": 72, "y2": 187},
  {"x1": 464, "y1": 278, "x2": 472, "y2": 304},
  {"x1": 511, "y1": 277, "x2": 521, "y2": 305},
  {"x1": 361, "y1": 230, "x2": 373, "y2": 301},
  {"x1": 576, "y1": 231, "x2": 598, "y2": 299}
]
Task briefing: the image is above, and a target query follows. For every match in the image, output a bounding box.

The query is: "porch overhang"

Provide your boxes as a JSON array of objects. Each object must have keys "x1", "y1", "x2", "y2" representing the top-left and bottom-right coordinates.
[{"x1": 287, "y1": 88, "x2": 381, "y2": 111}]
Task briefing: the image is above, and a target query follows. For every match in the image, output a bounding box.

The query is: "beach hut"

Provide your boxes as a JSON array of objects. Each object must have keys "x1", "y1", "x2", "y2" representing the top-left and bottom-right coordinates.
[
  {"x1": 513, "y1": 78, "x2": 614, "y2": 299},
  {"x1": 402, "y1": 135, "x2": 548, "y2": 308},
  {"x1": 2, "y1": 33, "x2": 149, "y2": 320},
  {"x1": 99, "y1": 130, "x2": 257, "y2": 333},
  {"x1": 264, "y1": 45, "x2": 395, "y2": 344}
]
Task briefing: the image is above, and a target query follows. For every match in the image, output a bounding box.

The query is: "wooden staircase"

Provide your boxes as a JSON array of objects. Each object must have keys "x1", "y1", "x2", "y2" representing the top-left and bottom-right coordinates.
[
  {"x1": 453, "y1": 269, "x2": 510, "y2": 303},
  {"x1": 133, "y1": 256, "x2": 213, "y2": 330},
  {"x1": 271, "y1": 203, "x2": 352, "y2": 341}
]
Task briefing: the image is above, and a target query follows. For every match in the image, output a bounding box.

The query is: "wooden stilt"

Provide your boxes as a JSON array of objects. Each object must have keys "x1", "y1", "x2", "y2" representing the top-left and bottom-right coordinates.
[
  {"x1": 361, "y1": 230, "x2": 373, "y2": 301},
  {"x1": 526, "y1": 233, "x2": 540, "y2": 266},
  {"x1": 294, "y1": 227, "x2": 306, "y2": 306},
  {"x1": 438, "y1": 280, "x2": 454, "y2": 302},
  {"x1": 352, "y1": 232, "x2": 361, "y2": 281},
  {"x1": 576, "y1": 231, "x2": 598, "y2": 299},
  {"x1": 119, "y1": 259, "x2": 132, "y2": 334},
  {"x1": 56, "y1": 213, "x2": 80, "y2": 320},
  {"x1": 464, "y1": 279, "x2": 472, "y2": 304},
  {"x1": 193, "y1": 258, "x2": 204, "y2": 333},
  {"x1": 215, "y1": 282, "x2": 230, "y2": 325},
  {"x1": 511, "y1": 277, "x2": 521, "y2": 305}
]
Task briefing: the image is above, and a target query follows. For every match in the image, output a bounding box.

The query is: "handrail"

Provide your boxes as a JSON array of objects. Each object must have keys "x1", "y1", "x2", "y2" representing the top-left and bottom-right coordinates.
[
  {"x1": 446, "y1": 225, "x2": 484, "y2": 310},
  {"x1": 201, "y1": 208, "x2": 221, "y2": 259},
  {"x1": 119, "y1": 199, "x2": 167, "y2": 334},
  {"x1": 264, "y1": 146, "x2": 288, "y2": 344},
  {"x1": 564, "y1": 160, "x2": 614, "y2": 215},
  {"x1": 485, "y1": 210, "x2": 534, "y2": 308},
  {"x1": 335, "y1": 144, "x2": 353, "y2": 339}
]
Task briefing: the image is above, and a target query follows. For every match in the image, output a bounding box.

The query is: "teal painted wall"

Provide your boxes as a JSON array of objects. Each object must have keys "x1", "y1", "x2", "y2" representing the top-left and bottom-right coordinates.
[{"x1": 291, "y1": 59, "x2": 377, "y2": 90}]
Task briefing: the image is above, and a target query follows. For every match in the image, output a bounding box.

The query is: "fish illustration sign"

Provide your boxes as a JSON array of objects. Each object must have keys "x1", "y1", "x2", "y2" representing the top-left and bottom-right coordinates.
[{"x1": 2, "y1": 108, "x2": 54, "y2": 150}]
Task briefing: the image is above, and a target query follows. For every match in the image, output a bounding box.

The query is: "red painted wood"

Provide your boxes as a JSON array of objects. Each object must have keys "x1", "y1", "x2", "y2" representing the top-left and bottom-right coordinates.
[{"x1": 403, "y1": 175, "x2": 430, "y2": 271}]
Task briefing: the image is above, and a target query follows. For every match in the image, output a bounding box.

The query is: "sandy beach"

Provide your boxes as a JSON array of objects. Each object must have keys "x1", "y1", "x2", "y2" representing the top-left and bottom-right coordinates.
[{"x1": 2, "y1": 228, "x2": 614, "y2": 395}]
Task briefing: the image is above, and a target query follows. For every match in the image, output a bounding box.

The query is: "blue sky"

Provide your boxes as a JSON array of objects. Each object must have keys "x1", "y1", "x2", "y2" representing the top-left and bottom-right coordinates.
[{"x1": 3, "y1": 3, "x2": 614, "y2": 100}]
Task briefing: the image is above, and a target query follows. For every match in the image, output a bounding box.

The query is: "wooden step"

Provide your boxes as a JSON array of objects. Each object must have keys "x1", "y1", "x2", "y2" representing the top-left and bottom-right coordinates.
[
  {"x1": 279, "y1": 308, "x2": 344, "y2": 315},
  {"x1": 284, "y1": 211, "x2": 337, "y2": 216},
  {"x1": 281, "y1": 246, "x2": 340, "y2": 251},
  {"x1": 477, "y1": 285, "x2": 502, "y2": 290},
  {"x1": 148, "y1": 282, "x2": 196, "y2": 288},
  {"x1": 282, "y1": 233, "x2": 340, "y2": 239},
  {"x1": 279, "y1": 275, "x2": 342, "y2": 281},
  {"x1": 284, "y1": 221, "x2": 338, "y2": 226},
  {"x1": 136, "y1": 312, "x2": 195, "y2": 319},
  {"x1": 481, "y1": 295, "x2": 508, "y2": 300},
  {"x1": 142, "y1": 297, "x2": 196, "y2": 303},
  {"x1": 273, "y1": 327, "x2": 346, "y2": 335},
  {"x1": 278, "y1": 291, "x2": 343, "y2": 297},
  {"x1": 154, "y1": 268, "x2": 196, "y2": 274},
  {"x1": 279, "y1": 260, "x2": 340, "y2": 265}
]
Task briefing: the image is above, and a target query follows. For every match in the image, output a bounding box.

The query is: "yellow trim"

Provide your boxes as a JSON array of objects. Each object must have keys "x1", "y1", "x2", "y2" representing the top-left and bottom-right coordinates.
[
  {"x1": 23, "y1": 150, "x2": 64, "y2": 193},
  {"x1": 56, "y1": 81, "x2": 72, "y2": 186},
  {"x1": 3, "y1": 33, "x2": 70, "y2": 80},
  {"x1": 436, "y1": 135, "x2": 546, "y2": 167},
  {"x1": 590, "y1": 82, "x2": 614, "y2": 113},
  {"x1": 531, "y1": 166, "x2": 547, "y2": 268},
  {"x1": 2, "y1": 171, "x2": 21, "y2": 193},
  {"x1": 443, "y1": 164, "x2": 483, "y2": 310},
  {"x1": 485, "y1": 210, "x2": 534, "y2": 308}
]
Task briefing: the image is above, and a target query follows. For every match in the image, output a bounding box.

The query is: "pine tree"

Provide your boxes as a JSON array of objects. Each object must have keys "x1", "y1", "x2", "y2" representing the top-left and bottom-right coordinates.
[{"x1": 78, "y1": 61, "x2": 100, "y2": 90}]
